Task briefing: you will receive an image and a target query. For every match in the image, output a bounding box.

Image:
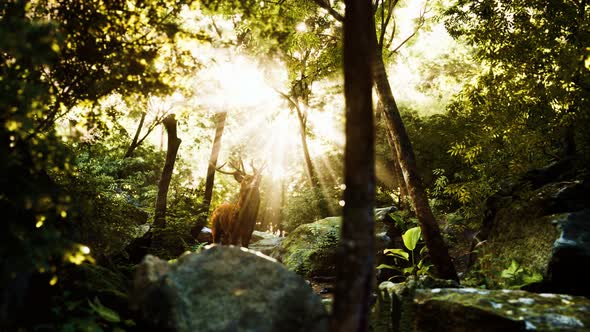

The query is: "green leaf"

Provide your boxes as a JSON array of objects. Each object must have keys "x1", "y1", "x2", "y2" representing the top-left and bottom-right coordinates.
[
  {"x1": 419, "y1": 246, "x2": 428, "y2": 256},
  {"x1": 383, "y1": 248, "x2": 409, "y2": 260},
  {"x1": 522, "y1": 272, "x2": 543, "y2": 284},
  {"x1": 388, "y1": 213, "x2": 403, "y2": 224},
  {"x1": 376, "y1": 264, "x2": 402, "y2": 272},
  {"x1": 88, "y1": 297, "x2": 121, "y2": 323},
  {"x1": 501, "y1": 260, "x2": 523, "y2": 279},
  {"x1": 402, "y1": 227, "x2": 421, "y2": 251}
]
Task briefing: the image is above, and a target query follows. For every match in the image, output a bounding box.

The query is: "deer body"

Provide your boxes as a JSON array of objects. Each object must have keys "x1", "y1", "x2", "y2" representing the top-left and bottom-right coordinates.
[
  {"x1": 210, "y1": 159, "x2": 263, "y2": 248},
  {"x1": 210, "y1": 202, "x2": 238, "y2": 244}
]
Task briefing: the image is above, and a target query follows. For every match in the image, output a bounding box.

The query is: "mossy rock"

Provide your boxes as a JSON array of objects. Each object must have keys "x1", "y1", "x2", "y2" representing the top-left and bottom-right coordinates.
[
  {"x1": 414, "y1": 288, "x2": 590, "y2": 331},
  {"x1": 271, "y1": 217, "x2": 341, "y2": 278},
  {"x1": 272, "y1": 208, "x2": 398, "y2": 278},
  {"x1": 373, "y1": 276, "x2": 460, "y2": 332},
  {"x1": 474, "y1": 182, "x2": 570, "y2": 287},
  {"x1": 132, "y1": 247, "x2": 328, "y2": 332}
]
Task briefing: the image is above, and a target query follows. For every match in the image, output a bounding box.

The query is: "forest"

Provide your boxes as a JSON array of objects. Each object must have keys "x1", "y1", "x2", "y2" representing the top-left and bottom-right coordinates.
[{"x1": 1, "y1": 0, "x2": 589, "y2": 331}]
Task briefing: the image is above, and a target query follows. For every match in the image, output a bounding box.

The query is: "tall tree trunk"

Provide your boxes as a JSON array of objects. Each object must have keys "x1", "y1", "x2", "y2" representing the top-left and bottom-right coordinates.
[
  {"x1": 372, "y1": 49, "x2": 458, "y2": 281},
  {"x1": 385, "y1": 122, "x2": 409, "y2": 210},
  {"x1": 295, "y1": 106, "x2": 316, "y2": 187},
  {"x1": 154, "y1": 114, "x2": 182, "y2": 228},
  {"x1": 203, "y1": 112, "x2": 227, "y2": 212},
  {"x1": 331, "y1": 0, "x2": 375, "y2": 331}
]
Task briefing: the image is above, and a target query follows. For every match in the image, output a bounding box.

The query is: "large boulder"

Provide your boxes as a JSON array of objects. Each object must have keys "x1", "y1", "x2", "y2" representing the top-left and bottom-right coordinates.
[
  {"x1": 542, "y1": 209, "x2": 590, "y2": 297},
  {"x1": 270, "y1": 217, "x2": 341, "y2": 278},
  {"x1": 375, "y1": 278, "x2": 590, "y2": 332},
  {"x1": 413, "y1": 288, "x2": 590, "y2": 331},
  {"x1": 131, "y1": 246, "x2": 328, "y2": 332},
  {"x1": 271, "y1": 207, "x2": 398, "y2": 279},
  {"x1": 470, "y1": 179, "x2": 590, "y2": 289}
]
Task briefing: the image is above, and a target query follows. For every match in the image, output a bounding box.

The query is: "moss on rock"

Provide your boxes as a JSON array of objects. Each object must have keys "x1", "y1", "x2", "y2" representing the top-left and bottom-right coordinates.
[
  {"x1": 414, "y1": 288, "x2": 590, "y2": 331},
  {"x1": 271, "y1": 217, "x2": 341, "y2": 278}
]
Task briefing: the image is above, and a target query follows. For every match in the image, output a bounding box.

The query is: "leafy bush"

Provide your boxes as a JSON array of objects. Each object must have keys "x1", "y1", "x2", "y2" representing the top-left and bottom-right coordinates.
[
  {"x1": 378, "y1": 226, "x2": 433, "y2": 281},
  {"x1": 500, "y1": 259, "x2": 543, "y2": 289}
]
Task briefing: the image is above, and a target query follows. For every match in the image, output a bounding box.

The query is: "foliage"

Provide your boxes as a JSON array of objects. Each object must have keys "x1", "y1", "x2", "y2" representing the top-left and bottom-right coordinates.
[
  {"x1": 500, "y1": 259, "x2": 543, "y2": 290},
  {"x1": 1, "y1": 0, "x2": 200, "y2": 328},
  {"x1": 282, "y1": 181, "x2": 340, "y2": 233},
  {"x1": 27, "y1": 0, "x2": 200, "y2": 126},
  {"x1": 1, "y1": 3, "x2": 84, "y2": 326},
  {"x1": 378, "y1": 226, "x2": 432, "y2": 280},
  {"x1": 436, "y1": 0, "x2": 590, "y2": 217},
  {"x1": 33, "y1": 263, "x2": 136, "y2": 331}
]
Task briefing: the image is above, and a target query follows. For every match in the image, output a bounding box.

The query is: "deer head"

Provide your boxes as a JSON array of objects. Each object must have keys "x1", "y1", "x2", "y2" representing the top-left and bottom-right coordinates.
[{"x1": 211, "y1": 157, "x2": 265, "y2": 247}]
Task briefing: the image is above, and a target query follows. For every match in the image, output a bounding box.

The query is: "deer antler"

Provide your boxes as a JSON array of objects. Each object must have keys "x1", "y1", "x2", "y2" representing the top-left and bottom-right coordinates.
[{"x1": 216, "y1": 157, "x2": 247, "y2": 182}]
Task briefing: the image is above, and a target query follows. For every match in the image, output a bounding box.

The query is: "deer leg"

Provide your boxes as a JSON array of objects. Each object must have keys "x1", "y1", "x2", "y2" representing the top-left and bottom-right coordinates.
[
  {"x1": 241, "y1": 225, "x2": 255, "y2": 248},
  {"x1": 231, "y1": 231, "x2": 241, "y2": 246},
  {"x1": 212, "y1": 220, "x2": 222, "y2": 244}
]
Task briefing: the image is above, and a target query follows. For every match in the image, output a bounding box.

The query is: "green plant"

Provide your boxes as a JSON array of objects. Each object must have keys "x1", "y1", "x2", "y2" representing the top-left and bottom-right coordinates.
[
  {"x1": 500, "y1": 259, "x2": 543, "y2": 289},
  {"x1": 377, "y1": 226, "x2": 432, "y2": 280},
  {"x1": 191, "y1": 242, "x2": 209, "y2": 253}
]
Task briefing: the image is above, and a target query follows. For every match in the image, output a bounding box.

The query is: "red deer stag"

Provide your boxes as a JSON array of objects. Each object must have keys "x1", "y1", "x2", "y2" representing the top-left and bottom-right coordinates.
[{"x1": 210, "y1": 159, "x2": 264, "y2": 248}]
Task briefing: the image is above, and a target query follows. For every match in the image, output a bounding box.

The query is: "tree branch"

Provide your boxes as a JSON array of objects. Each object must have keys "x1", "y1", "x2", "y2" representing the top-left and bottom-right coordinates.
[
  {"x1": 386, "y1": 3, "x2": 427, "y2": 58},
  {"x1": 310, "y1": 0, "x2": 344, "y2": 22}
]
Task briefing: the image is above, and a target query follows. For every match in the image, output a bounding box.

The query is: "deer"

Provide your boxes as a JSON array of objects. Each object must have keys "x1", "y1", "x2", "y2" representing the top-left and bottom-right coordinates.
[{"x1": 210, "y1": 158, "x2": 264, "y2": 248}]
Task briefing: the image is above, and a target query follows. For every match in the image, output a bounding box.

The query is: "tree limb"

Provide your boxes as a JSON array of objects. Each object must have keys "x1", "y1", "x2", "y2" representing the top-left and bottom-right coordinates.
[{"x1": 310, "y1": 0, "x2": 344, "y2": 22}]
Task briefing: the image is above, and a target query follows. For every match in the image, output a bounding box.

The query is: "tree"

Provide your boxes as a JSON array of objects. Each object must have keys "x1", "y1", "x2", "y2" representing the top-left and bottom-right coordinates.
[
  {"x1": 27, "y1": 0, "x2": 196, "y2": 133},
  {"x1": 124, "y1": 96, "x2": 176, "y2": 158},
  {"x1": 154, "y1": 114, "x2": 182, "y2": 228},
  {"x1": 371, "y1": 11, "x2": 458, "y2": 281},
  {"x1": 437, "y1": 0, "x2": 590, "y2": 215},
  {"x1": 313, "y1": 0, "x2": 459, "y2": 281},
  {"x1": 278, "y1": 90, "x2": 332, "y2": 217},
  {"x1": 331, "y1": 0, "x2": 375, "y2": 331},
  {"x1": 203, "y1": 112, "x2": 228, "y2": 212}
]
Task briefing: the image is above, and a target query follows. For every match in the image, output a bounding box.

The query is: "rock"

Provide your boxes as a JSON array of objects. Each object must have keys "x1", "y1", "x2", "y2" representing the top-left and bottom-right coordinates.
[
  {"x1": 544, "y1": 180, "x2": 590, "y2": 215},
  {"x1": 272, "y1": 208, "x2": 397, "y2": 279},
  {"x1": 375, "y1": 206, "x2": 398, "y2": 231},
  {"x1": 195, "y1": 226, "x2": 213, "y2": 243},
  {"x1": 543, "y1": 209, "x2": 590, "y2": 297},
  {"x1": 131, "y1": 246, "x2": 328, "y2": 332},
  {"x1": 249, "y1": 236, "x2": 284, "y2": 255},
  {"x1": 372, "y1": 276, "x2": 460, "y2": 332},
  {"x1": 250, "y1": 230, "x2": 276, "y2": 242},
  {"x1": 468, "y1": 180, "x2": 589, "y2": 287},
  {"x1": 271, "y1": 217, "x2": 341, "y2": 278},
  {"x1": 413, "y1": 288, "x2": 590, "y2": 331}
]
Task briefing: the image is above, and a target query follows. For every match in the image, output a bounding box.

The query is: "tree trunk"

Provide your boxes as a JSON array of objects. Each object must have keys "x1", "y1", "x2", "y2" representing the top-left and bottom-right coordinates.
[
  {"x1": 385, "y1": 123, "x2": 409, "y2": 210},
  {"x1": 372, "y1": 49, "x2": 458, "y2": 281},
  {"x1": 124, "y1": 111, "x2": 147, "y2": 158},
  {"x1": 203, "y1": 112, "x2": 227, "y2": 212},
  {"x1": 154, "y1": 114, "x2": 182, "y2": 228},
  {"x1": 331, "y1": 0, "x2": 375, "y2": 331},
  {"x1": 295, "y1": 106, "x2": 316, "y2": 187}
]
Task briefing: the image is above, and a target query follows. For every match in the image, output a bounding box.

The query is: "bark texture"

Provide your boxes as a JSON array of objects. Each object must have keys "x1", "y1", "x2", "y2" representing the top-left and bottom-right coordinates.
[
  {"x1": 154, "y1": 114, "x2": 181, "y2": 228},
  {"x1": 331, "y1": 0, "x2": 375, "y2": 331},
  {"x1": 372, "y1": 51, "x2": 458, "y2": 282}
]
